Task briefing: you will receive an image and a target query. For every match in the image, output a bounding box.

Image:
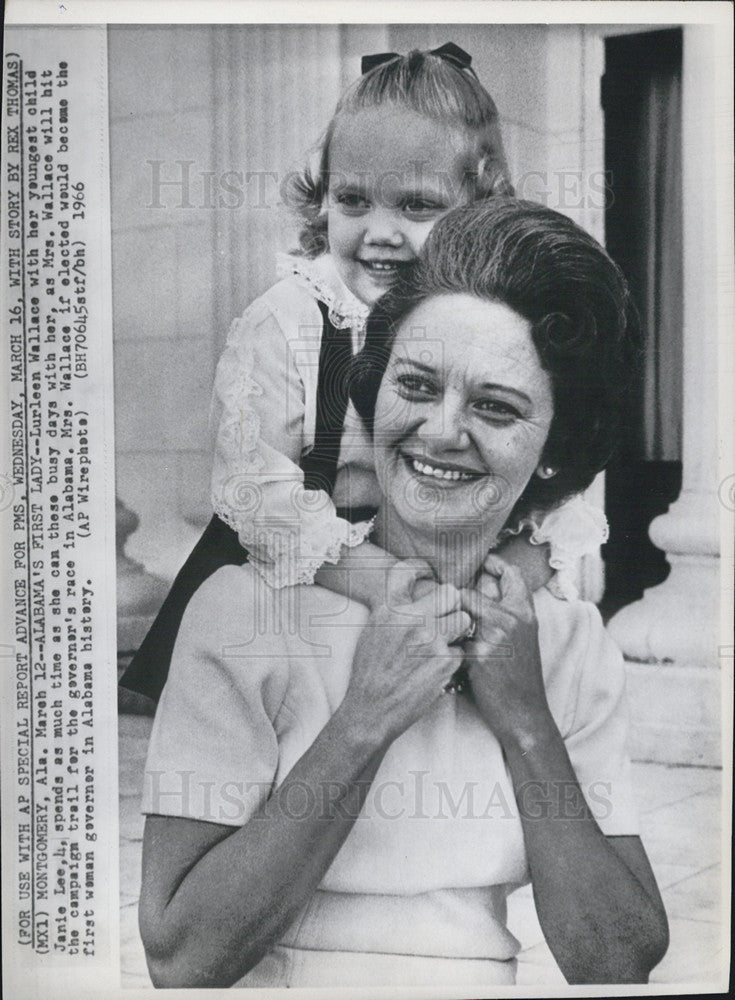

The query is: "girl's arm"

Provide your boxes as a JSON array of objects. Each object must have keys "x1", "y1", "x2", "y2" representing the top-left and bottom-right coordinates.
[
  {"x1": 139, "y1": 569, "x2": 470, "y2": 989},
  {"x1": 461, "y1": 558, "x2": 668, "y2": 984},
  {"x1": 315, "y1": 538, "x2": 405, "y2": 608},
  {"x1": 211, "y1": 304, "x2": 374, "y2": 589},
  {"x1": 493, "y1": 532, "x2": 552, "y2": 592},
  {"x1": 315, "y1": 532, "x2": 551, "y2": 611},
  {"x1": 494, "y1": 494, "x2": 611, "y2": 599}
]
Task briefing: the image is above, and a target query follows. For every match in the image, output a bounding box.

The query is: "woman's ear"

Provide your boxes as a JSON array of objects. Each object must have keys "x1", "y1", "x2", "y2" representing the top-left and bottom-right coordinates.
[{"x1": 535, "y1": 463, "x2": 557, "y2": 480}]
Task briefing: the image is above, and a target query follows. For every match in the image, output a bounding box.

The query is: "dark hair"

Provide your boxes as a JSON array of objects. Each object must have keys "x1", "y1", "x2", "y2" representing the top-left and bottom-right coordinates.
[
  {"x1": 349, "y1": 199, "x2": 636, "y2": 513},
  {"x1": 285, "y1": 49, "x2": 514, "y2": 257}
]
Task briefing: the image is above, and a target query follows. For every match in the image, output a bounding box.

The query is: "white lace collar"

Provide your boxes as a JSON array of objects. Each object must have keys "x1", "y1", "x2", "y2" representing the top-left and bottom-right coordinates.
[{"x1": 276, "y1": 252, "x2": 370, "y2": 330}]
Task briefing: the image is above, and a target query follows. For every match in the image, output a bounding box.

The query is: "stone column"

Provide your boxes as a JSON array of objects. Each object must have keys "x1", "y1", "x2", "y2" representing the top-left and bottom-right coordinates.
[{"x1": 607, "y1": 25, "x2": 725, "y2": 766}]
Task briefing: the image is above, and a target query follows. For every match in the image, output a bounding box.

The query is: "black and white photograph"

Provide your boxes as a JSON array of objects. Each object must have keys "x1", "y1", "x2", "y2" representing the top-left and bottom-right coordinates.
[{"x1": 2, "y1": 3, "x2": 733, "y2": 997}]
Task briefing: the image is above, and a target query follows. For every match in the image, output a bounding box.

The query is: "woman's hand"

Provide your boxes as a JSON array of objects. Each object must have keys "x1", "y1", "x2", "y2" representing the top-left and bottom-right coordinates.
[
  {"x1": 339, "y1": 561, "x2": 471, "y2": 745},
  {"x1": 461, "y1": 553, "x2": 554, "y2": 749}
]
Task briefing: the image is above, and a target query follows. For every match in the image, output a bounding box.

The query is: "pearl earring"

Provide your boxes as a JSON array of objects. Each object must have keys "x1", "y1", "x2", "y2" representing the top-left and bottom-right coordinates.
[{"x1": 538, "y1": 465, "x2": 556, "y2": 479}]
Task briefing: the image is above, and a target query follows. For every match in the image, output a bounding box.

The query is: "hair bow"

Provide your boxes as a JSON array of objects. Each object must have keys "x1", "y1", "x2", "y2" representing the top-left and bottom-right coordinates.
[{"x1": 361, "y1": 42, "x2": 474, "y2": 76}]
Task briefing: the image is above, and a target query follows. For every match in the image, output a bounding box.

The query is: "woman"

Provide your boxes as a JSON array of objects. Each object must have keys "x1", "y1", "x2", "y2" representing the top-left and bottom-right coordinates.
[{"x1": 138, "y1": 200, "x2": 668, "y2": 989}]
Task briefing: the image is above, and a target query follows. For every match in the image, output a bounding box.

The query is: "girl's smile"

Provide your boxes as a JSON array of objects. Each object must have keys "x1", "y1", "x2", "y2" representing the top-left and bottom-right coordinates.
[
  {"x1": 354, "y1": 257, "x2": 412, "y2": 292},
  {"x1": 326, "y1": 107, "x2": 472, "y2": 306}
]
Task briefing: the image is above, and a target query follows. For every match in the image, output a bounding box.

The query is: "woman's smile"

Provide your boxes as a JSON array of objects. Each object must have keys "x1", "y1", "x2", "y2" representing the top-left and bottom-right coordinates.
[
  {"x1": 401, "y1": 452, "x2": 486, "y2": 483},
  {"x1": 372, "y1": 293, "x2": 555, "y2": 542}
]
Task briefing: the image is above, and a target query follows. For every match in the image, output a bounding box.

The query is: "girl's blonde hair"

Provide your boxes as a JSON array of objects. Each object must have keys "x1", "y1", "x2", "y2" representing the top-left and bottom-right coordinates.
[{"x1": 286, "y1": 48, "x2": 515, "y2": 257}]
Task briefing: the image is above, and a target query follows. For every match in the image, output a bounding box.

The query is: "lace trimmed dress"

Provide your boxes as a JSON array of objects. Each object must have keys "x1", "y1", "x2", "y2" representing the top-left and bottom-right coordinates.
[{"x1": 210, "y1": 252, "x2": 609, "y2": 596}]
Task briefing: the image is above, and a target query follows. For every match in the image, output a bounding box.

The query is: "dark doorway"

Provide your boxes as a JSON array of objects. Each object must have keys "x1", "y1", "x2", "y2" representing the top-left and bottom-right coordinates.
[{"x1": 600, "y1": 29, "x2": 684, "y2": 620}]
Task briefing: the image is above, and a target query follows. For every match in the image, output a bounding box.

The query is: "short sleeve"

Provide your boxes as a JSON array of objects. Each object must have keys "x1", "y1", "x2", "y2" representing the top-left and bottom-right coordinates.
[
  {"x1": 141, "y1": 567, "x2": 290, "y2": 826},
  {"x1": 563, "y1": 603, "x2": 640, "y2": 836},
  {"x1": 524, "y1": 495, "x2": 610, "y2": 600},
  {"x1": 210, "y1": 287, "x2": 373, "y2": 588}
]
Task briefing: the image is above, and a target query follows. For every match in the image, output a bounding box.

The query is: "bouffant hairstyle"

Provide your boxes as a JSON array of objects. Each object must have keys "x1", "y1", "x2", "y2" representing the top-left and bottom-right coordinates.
[
  {"x1": 349, "y1": 199, "x2": 635, "y2": 512},
  {"x1": 285, "y1": 48, "x2": 514, "y2": 258}
]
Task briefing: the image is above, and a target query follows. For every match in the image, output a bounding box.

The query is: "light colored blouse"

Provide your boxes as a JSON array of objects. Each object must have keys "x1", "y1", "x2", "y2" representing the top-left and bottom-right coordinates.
[
  {"x1": 210, "y1": 253, "x2": 609, "y2": 595},
  {"x1": 142, "y1": 564, "x2": 639, "y2": 984}
]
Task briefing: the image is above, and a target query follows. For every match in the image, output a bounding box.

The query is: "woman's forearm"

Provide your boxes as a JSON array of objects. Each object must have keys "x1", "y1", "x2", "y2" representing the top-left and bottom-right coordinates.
[
  {"x1": 142, "y1": 570, "x2": 467, "y2": 988},
  {"x1": 502, "y1": 721, "x2": 668, "y2": 984},
  {"x1": 142, "y1": 709, "x2": 388, "y2": 988}
]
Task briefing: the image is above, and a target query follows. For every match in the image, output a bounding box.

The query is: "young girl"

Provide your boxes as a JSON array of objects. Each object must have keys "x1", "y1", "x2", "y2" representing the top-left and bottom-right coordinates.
[{"x1": 121, "y1": 44, "x2": 607, "y2": 701}]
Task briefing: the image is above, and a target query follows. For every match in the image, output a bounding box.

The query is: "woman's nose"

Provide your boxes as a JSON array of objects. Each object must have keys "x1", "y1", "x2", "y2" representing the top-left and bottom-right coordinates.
[
  {"x1": 416, "y1": 399, "x2": 471, "y2": 451},
  {"x1": 363, "y1": 209, "x2": 405, "y2": 246}
]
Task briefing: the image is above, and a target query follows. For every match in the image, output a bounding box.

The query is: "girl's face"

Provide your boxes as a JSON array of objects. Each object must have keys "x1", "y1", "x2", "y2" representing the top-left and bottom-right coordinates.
[
  {"x1": 327, "y1": 106, "x2": 471, "y2": 307},
  {"x1": 373, "y1": 294, "x2": 555, "y2": 537}
]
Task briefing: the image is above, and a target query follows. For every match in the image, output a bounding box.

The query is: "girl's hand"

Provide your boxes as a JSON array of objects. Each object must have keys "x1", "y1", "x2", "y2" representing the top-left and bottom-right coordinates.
[
  {"x1": 340, "y1": 562, "x2": 471, "y2": 745},
  {"x1": 476, "y1": 560, "x2": 501, "y2": 602},
  {"x1": 410, "y1": 564, "x2": 441, "y2": 602},
  {"x1": 364, "y1": 557, "x2": 436, "y2": 612},
  {"x1": 493, "y1": 532, "x2": 553, "y2": 593},
  {"x1": 460, "y1": 554, "x2": 553, "y2": 748},
  {"x1": 366, "y1": 556, "x2": 445, "y2": 622}
]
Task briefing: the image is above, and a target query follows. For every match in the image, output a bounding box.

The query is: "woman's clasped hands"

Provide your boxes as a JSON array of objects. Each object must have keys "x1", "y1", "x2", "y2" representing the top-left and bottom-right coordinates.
[
  {"x1": 341, "y1": 554, "x2": 553, "y2": 752},
  {"x1": 339, "y1": 561, "x2": 471, "y2": 745}
]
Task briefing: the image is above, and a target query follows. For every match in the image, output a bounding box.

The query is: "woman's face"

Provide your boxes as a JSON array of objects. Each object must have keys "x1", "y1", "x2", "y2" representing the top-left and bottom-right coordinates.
[{"x1": 373, "y1": 294, "x2": 555, "y2": 537}]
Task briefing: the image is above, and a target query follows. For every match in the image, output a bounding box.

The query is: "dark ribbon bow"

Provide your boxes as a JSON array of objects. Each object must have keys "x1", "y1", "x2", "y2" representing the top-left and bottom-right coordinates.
[{"x1": 361, "y1": 42, "x2": 473, "y2": 76}]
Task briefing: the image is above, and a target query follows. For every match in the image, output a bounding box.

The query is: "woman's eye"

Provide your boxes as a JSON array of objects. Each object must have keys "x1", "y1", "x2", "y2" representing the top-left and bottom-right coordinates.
[
  {"x1": 394, "y1": 373, "x2": 437, "y2": 397},
  {"x1": 475, "y1": 399, "x2": 521, "y2": 421}
]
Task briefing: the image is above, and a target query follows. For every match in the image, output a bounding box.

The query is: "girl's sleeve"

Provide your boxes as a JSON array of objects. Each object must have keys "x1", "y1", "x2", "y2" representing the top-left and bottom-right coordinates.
[
  {"x1": 525, "y1": 494, "x2": 610, "y2": 600},
  {"x1": 210, "y1": 297, "x2": 373, "y2": 589}
]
